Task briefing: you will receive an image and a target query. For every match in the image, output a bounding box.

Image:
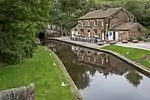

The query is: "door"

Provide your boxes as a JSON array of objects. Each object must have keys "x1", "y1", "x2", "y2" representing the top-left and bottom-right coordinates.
[
  {"x1": 102, "y1": 33, "x2": 105, "y2": 40},
  {"x1": 108, "y1": 31, "x2": 113, "y2": 40},
  {"x1": 115, "y1": 31, "x2": 119, "y2": 41}
]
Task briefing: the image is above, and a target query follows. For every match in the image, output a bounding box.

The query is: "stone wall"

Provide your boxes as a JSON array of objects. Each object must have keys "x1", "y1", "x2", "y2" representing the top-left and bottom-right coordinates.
[{"x1": 0, "y1": 83, "x2": 35, "y2": 100}]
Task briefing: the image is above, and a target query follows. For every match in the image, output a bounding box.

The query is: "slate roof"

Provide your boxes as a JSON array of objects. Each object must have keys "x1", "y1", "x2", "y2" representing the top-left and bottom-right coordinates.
[
  {"x1": 112, "y1": 22, "x2": 138, "y2": 31},
  {"x1": 78, "y1": 7, "x2": 122, "y2": 20}
]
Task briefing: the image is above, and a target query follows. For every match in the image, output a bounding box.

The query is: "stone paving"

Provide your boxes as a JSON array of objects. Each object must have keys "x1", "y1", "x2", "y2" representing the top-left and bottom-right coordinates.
[
  {"x1": 54, "y1": 36, "x2": 109, "y2": 49},
  {"x1": 54, "y1": 36, "x2": 150, "y2": 51},
  {"x1": 116, "y1": 42, "x2": 150, "y2": 51}
]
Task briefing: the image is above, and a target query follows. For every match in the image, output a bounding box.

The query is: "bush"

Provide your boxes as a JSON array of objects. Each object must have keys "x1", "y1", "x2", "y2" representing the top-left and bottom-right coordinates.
[{"x1": 0, "y1": 0, "x2": 51, "y2": 64}]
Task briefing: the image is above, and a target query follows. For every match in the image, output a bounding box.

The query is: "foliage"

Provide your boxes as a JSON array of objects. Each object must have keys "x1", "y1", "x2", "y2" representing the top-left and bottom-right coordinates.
[
  {"x1": 0, "y1": 46, "x2": 73, "y2": 100},
  {"x1": 125, "y1": 70, "x2": 143, "y2": 87},
  {"x1": 50, "y1": 0, "x2": 99, "y2": 32},
  {"x1": 0, "y1": 0, "x2": 52, "y2": 64},
  {"x1": 49, "y1": 0, "x2": 150, "y2": 38}
]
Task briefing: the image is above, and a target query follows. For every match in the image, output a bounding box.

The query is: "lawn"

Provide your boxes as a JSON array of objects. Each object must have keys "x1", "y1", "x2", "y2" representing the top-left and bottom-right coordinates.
[
  {"x1": 0, "y1": 46, "x2": 73, "y2": 100},
  {"x1": 102, "y1": 45, "x2": 150, "y2": 69}
]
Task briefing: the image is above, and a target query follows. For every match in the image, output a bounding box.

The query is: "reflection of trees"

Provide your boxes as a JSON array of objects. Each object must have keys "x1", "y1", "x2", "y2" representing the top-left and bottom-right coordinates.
[
  {"x1": 125, "y1": 70, "x2": 143, "y2": 87},
  {"x1": 47, "y1": 41, "x2": 91, "y2": 89}
]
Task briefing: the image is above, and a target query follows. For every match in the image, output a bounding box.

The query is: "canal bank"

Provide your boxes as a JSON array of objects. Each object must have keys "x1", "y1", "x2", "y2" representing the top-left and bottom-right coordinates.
[
  {"x1": 50, "y1": 49, "x2": 83, "y2": 100},
  {"x1": 48, "y1": 37, "x2": 150, "y2": 76}
]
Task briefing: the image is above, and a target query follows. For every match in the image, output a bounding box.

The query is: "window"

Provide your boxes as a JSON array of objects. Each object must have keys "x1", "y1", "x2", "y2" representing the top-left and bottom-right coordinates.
[
  {"x1": 81, "y1": 29, "x2": 84, "y2": 36},
  {"x1": 81, "y1": 29, "x2": 84, "y2": 32},
  {"x1": 94, "y1": 20, "x2": 98, "y2": 26},
  {"x1": 81, "y1": 21, "x2": 84, "y2": 26},
  {"x1": 101, "y1": 20, "x2": 104, "y2": 26},
  {"x1": 87, "y1": 20, "x2": 90, "y2": 26},
  {"x1": 106, "y1": 23, "x2": 109, "y2": 26}
]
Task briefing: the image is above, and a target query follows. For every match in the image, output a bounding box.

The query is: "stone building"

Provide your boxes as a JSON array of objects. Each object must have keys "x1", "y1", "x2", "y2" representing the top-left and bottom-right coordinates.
[{"x1": 71, "y1": 7, "x2": 146, "y2": 41}]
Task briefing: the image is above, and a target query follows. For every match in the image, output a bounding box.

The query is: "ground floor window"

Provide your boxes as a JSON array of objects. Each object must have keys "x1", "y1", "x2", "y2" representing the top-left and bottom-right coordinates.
[{"x1": 87, "y1": 30, "x2": 90, "y2": 37}]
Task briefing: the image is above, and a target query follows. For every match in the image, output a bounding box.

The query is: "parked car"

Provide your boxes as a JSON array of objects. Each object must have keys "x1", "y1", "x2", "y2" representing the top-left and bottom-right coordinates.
[
  {"x1": 122, "y1": 40, "x2": 128, "y2": 43},
  {"x1": 132, "y1": 40, "x2": 139, "y2": 43}
]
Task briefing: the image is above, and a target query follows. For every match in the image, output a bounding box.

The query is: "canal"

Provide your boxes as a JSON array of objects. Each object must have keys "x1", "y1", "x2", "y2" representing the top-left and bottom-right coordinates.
[{"x1": 46, "y1": 40, "x2": 150, "y2": 100}]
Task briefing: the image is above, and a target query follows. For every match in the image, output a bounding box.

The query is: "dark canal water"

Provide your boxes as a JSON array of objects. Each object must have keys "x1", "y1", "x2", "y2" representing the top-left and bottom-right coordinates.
[{"x1": 46, "y1": 40, "x2": 150, "y2": 100}]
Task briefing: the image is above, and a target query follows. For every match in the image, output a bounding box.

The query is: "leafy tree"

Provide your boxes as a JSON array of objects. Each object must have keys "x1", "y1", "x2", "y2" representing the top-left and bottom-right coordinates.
[
  {"x1": 125, "y1": 70, "x2": 143, "y2": 87},
  {"x1": 123, "y1": 0, "x2": 144, "y2": 21},
  {"x1": 50, "y1": 0, "x2": 93, "y2": 34},
  {"x1": 0, "y1": 0, "x2": 52, "y2": 64}
]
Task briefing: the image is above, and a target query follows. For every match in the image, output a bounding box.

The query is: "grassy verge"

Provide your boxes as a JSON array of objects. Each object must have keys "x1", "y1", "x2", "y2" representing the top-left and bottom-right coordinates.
[
  {"x1": 0, "y1": 46, "x2": 73, "y2": 100},
  {"x1": 102, "y1": 45, "x2": 150, "y2": 69}
]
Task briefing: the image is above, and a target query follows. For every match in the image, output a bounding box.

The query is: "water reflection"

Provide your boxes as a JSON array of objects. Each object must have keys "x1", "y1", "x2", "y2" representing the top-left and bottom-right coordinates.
[
  {"x1": 46, "y1": 40, "x2": 150, "y2": 100},
  {"x1": 125, "y1": 70, "x2": 143, "y2": 87}
]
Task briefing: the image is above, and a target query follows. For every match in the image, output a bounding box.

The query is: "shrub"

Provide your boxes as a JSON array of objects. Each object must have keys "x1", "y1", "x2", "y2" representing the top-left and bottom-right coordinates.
[{"x1": 0, "y1": 0, "x2": 52, "y2": 64}]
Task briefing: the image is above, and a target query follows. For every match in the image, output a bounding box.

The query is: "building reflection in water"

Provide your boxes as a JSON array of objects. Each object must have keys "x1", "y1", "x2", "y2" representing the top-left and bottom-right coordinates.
[
  {"x1": 47, "y1": 40, "x2": 144, "y2": 89},
  {"x1": 71, "y1": 45, "x2": 132, "y2": 76}
]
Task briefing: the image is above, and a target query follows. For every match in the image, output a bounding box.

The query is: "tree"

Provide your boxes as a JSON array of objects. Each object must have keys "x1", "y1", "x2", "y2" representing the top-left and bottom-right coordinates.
[
  {"x1": 50, "y1": 0, "x2": 92, "y2": 35},
  {"x1": 125, "y1": 70, "x2": 143, "y2": 87},
  {"x1": 0, "y1": 0, "x2": 52, "y2": 64}
]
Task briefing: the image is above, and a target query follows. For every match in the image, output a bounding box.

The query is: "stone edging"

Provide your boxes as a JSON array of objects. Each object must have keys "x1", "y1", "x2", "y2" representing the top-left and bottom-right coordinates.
[
  {"x1": 48, "y1": 49, "x2": 84, "y2": 100},
  {"x1": 0, "y1": 83, "x2": 35, "y2": 100},
  {"x1": 50, "y1": 38, "x2": 150, "y2": 77}
]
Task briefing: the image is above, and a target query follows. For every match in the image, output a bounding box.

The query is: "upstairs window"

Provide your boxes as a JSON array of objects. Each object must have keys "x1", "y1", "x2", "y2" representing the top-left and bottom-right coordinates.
[
  {"x1": 94, "y1": 20, "x2": 98, "y2": 26},
  {"x1": 87, "y1": 20, "x2": 90, "y2": 26},
  {"x1": 81, "y1": 21, "x2": 84, "y2": 26}
]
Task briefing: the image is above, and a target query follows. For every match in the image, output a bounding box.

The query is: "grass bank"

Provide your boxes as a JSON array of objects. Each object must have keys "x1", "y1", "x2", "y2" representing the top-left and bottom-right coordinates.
[
  {"x1": 102, "y1": 45, "x2": 150, "y2": 69},
  {"x1": 0, "y1": 46, "x2": 73, "y2": 100}
]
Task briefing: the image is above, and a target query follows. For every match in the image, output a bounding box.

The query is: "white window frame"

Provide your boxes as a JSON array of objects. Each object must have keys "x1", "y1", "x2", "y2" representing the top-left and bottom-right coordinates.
[
  {"x1": 87, "y1": 20, "x2": 90, "y2": 26},
  {"x1": 94, "y1": 20, "x2": 98, "y2": 26},
  {"x1": 106, "y1": 23, "x2": 109, "y2": 26},
  {"x1": 81, "y1": 21, "x2": 84, "y2": 26},
  {"x1": 101, "y1": 20, "x2": 104, "y2": 26}
]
